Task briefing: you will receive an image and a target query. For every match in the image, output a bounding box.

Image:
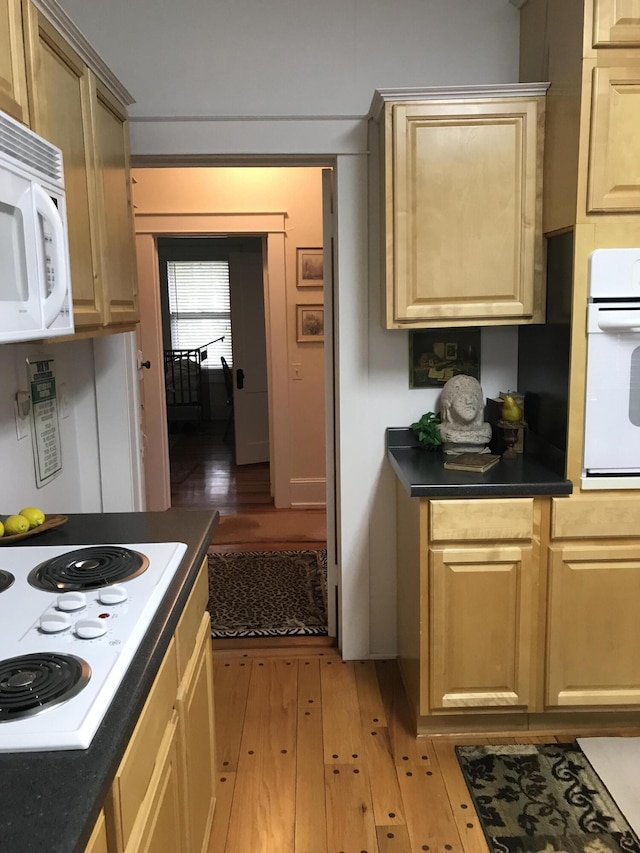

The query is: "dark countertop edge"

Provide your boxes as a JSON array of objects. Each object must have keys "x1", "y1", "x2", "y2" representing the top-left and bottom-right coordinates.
[
  {"x1": 386, "y1": 428, "x2": 573, "y2": 498},
  {"x1": 0, "y1": 509, "x2": 218, "y2": 853}
]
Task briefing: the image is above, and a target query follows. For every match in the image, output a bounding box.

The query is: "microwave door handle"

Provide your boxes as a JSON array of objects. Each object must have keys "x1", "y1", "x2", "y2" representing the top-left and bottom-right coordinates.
[
  {"x1": 597, "y1": 310, "x2": 640, "y2": 332},
  {"x1": 32, "y1": 184, "x2": 69, "y2": 328}
]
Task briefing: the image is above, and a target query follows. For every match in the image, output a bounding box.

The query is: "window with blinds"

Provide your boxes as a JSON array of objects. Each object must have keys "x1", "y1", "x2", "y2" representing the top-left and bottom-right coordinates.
[{"x1": 166, "y1": 260, "x2": 233, "y2": 366}]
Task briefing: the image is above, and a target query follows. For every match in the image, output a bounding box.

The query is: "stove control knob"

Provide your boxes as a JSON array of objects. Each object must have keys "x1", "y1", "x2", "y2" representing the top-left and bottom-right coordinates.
[
  {"x1": 75, "y1": 618, "x2": 107, "y2": 639},
  {"x1": 40, "y1": 612, "x2": 71, "y2": 633},
  {"x1": 98, "y1": 584, "x2": 128, "y2": 605},
  {"x1": 57, "y1": 592, "x2": 87, "y2": 612}
]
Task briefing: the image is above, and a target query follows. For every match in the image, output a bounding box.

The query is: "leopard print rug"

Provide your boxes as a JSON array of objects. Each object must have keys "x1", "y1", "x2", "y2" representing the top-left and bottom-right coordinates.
[{"x1": 208, "y1": 549, "x2": 327, "y2": 638}]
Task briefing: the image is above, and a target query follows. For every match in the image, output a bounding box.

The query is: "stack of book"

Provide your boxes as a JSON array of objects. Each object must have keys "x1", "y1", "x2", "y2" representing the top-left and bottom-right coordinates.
[{"x1": 443, "y1": 452, "x2": 501, "y2": 473}]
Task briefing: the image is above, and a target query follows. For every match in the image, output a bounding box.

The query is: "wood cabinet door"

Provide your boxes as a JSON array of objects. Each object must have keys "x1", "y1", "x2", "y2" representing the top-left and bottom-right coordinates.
[
  {"x1": 91, "y1": 77, "x2": 139, "y2": 327},
  {"x1": 84, "y1": 810, "x2": 108, "y2": 853},
  {"x1": 387, "y1": 97, "x2": 543, "y2": 328},
  {"x1": 0, "y1": 0, "x2": 28, "y2": 122},
  {"x1": 547, "y1": 542, "x2": 640, "y2": 706},
  {"x1": 23, "y1": 9, "x2": 102, "y2": 328},
  {"x1": 176, "y1": 613, "x2": 216, "y2": 853},
  {"x1": 593, "y1": 0, "x2": 640, "y2": 46},
  {"x1": 429, "y1": 544, "x2": 534, "y2": 711},
  {"x1": 588, "y1": 64, "x2": 640, "y2": 212},
  {"x1": 127, "y1": 713, "x2": 184, "y2": 853}
]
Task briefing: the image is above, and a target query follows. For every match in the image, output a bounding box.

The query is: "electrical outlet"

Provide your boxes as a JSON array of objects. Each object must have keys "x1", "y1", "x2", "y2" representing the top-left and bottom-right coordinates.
[
  {"x1": 14, "y1": 398, "x2": 30, "y2": 440},
  {"x1": 291, "y1": 363, "x2": 302, "y2": 381}
]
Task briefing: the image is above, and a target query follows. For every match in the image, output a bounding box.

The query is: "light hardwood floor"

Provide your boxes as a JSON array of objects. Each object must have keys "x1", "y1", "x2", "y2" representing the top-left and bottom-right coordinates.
[
  {"x1": 169, "y1": 423, "x2": 274, "y2": 514},
  {"x1": 209, "y1": 646, "x2": 640, "y2": 853}
]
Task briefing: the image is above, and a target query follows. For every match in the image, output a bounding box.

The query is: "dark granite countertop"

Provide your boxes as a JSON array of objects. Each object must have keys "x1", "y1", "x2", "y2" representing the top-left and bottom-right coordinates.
[
  {"x1": 387, "y1": 428, "x2": 573, "y2": 497},
  {"x1": 0, "y1": 509, "x2": 218, "y2": 853}
]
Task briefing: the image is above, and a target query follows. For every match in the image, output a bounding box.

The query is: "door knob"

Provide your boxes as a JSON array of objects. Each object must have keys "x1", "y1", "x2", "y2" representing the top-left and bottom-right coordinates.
[
  {"x1": 236, "y1": 368, "x2": 245, "y2": 390},
  {"x1": 140, "y1": 360, "x2": 151, "y2": 369}
]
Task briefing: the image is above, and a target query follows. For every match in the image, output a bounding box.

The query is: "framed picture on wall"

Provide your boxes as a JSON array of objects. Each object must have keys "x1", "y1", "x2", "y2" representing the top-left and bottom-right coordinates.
[
  {"x1": 296, "y1": 248, "x2": 324, "y2": 287},
  {"x1": 296, "y1": 305, "x2": 324, "y2": 342},
  {"x1": 409, "y1": 328, "x2": 481, "y2": 388}
]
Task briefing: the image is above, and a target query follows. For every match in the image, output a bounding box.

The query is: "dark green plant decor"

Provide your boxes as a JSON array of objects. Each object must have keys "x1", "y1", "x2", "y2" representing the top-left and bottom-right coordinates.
[{"x1": 410, "y1": 411, "x2": 442, "y2": 449}]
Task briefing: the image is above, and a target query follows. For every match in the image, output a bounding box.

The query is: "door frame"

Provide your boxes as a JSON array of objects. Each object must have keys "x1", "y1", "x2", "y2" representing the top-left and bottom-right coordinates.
[{"x1": 135, "y1": 212, "x2": 291, "y2": 508}]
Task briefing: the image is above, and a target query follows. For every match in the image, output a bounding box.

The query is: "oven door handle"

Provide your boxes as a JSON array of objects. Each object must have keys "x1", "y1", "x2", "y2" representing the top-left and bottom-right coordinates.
[{"x1": 597, "y1": 310, "x2": 640, "y2": 332}]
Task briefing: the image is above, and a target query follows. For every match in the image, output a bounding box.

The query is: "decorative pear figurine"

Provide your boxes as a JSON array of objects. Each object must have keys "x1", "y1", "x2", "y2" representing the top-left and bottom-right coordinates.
[{"x1": 501, "y1": 393, "x2": 523, "y2": 423}]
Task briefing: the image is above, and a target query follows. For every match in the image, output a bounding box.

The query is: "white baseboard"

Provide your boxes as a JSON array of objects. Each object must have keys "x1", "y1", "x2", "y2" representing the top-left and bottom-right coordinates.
[{"x1": 290, "y1": 477, "x2": 326, "y2": 508}]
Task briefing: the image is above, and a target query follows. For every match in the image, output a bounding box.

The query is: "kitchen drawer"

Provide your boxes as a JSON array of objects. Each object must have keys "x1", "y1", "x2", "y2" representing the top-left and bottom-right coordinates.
[
  {"x1": 430, "y1": 498, "x2": 534, "y2": 542},
  {"x1": 108, "y1": 637, "x2": 178, "y2": 850},
  {"x1": 552, "y1": 495, "x2": 640, "y2": 539},
  {"x1": 175, "y1": 557, "x2": 208, "y2": 679}
]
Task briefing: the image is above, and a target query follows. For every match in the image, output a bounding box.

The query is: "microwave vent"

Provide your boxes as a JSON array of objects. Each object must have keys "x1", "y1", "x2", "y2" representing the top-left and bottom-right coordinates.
[{"x1": 0, "y1": 112, "x2": 64, "y2": 185}]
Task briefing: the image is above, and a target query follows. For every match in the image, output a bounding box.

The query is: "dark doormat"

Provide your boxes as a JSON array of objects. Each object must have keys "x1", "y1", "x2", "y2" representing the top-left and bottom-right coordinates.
[
  {"x1": 207, "y1": 549, "x2": 327, "y2": 639},
  {"x1": 456, "y1": 743, "x2": 640, "y2": 853}
]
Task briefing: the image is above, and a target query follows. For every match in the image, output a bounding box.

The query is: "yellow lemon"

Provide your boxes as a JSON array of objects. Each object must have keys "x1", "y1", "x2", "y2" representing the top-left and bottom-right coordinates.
[
  {"x1": 0, "y1": 520, "x2": 4, "y2": 537},
  {"x1": 4, "y1": 514, "x2": 30, "y2": 536},
  {"x1": 19, "y1": 507, "x2": 45, "y2": 529}
]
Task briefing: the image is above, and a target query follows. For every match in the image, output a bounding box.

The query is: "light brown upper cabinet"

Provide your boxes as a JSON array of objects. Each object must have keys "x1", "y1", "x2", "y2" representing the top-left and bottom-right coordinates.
[
  {"x1": 22, "y1": 1, "x2": 138, "y2": 334},
  {"x1": 91, "y1": 79, "x2": 138, "y2": 327},
  {"x1": 587, "y1": 63, "x2": 640, "y2": 212},
  {"x1": 593, "y1": 0, "x2": 640, "y2": 46},
  {"x1": 0, "y1": 0, "x2": 28, "y2": 123},
  {"x1": 371, "y1": 84, "x2": 548, "y2": 329}
]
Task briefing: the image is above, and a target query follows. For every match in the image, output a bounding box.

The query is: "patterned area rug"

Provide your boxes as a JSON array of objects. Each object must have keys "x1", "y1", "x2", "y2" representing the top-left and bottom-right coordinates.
[
  {"x1": 456, "y1": 743, "x2": 640, "y2": 853},
  {"x1": 207, "y1": 549, "x2": 327, "y2": 639}
]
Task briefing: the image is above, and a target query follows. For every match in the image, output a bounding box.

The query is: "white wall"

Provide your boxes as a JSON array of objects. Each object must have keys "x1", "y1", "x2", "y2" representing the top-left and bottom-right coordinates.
[
  {"x1": 0, "y1": 339, "x2": 102, "y2": 514},
  {"x1": 57, "y1": 0, "x2": 521, "y2": 658}
]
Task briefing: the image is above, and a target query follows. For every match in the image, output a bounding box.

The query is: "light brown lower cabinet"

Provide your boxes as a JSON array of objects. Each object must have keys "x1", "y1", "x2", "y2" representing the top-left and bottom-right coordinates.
[
  {"x1": 430, "y1": 543, "x2": 535, "y2": 711},
  {"x1": 397, "y1": 486, "x2": 640, "y2": 735},
  {"x1": 98, "y1": 559, "x2": 215, "y2": 853},
  {"x1": 547, "y1": 541, "x2": 640, "y2": 707},
  {"x1": 396, "y1": 488, "x2": 542, "y2": 734}
]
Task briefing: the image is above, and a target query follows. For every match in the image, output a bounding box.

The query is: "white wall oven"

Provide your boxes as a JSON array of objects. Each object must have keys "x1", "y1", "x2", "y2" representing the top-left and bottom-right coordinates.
[
  {"x1": 0, "y1": 109, "x2": 73, "y2": 343},
  {"x1": 583, "y1": 248, "x2": 640, "y2": 489}
]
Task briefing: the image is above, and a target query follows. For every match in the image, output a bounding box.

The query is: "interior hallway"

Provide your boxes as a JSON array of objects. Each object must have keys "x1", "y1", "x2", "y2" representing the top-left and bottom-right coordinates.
[{"x1": 169, "y1": 424, "x2": 327, "y2": 549}]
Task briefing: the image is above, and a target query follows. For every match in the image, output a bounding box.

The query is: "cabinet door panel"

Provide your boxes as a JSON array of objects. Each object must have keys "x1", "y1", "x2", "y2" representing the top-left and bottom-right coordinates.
[
  {"x1": 588, "y1": 65, "x2": 640, "y2": 211},
  {"x1": 177, "y1": 613, "x2": 216, "y2": 853},
  {"x1": 24, "y1": 11, "x2": 102, "y2": 327},
  {"x1": 92, "y1": 79, "x2": 138, "y2": 326},
  {"x1": 390, "y1": 98, "x2": 542, "y2": 327},
  {"x1": 0, "y1": 0, "x2": 28, "y2": 122},
  {"x1": 430, "y1": 545, "x2": 533, "y2": 710},
  {"x1": 593, "y1": 0, "x2": 640, "y2": 46},
  {"x1": 128, "y1": 713, "x2": 183, "y2": 853},
  {"x1": 547, "y1": 543, "x2": 640, "y2": 706}
]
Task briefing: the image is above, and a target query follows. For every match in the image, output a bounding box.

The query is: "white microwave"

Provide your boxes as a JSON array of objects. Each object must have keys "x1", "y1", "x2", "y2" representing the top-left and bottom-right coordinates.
[{"x1": 0, "y1": 109, "x2": 73, "y2": 343}]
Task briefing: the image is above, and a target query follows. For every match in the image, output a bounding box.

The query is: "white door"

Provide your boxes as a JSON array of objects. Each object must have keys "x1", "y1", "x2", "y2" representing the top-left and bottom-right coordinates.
[{"x1": 229, "y1": 250, "x2": 270, "y2": 465}]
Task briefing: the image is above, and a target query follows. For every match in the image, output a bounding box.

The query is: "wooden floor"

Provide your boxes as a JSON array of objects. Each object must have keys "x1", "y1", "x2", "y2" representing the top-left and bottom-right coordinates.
[
  {"x1": 209, "y1": 646, "x2": 560, "y2": 853},
  {"x1": 169, "y1": 422, "x2": 273, "y2": 514}
]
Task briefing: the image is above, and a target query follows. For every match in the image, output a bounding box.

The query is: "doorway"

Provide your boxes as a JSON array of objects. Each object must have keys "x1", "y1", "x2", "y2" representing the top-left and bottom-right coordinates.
[{"x1": 133, "y1": 164, "x2": 333, "y2": 639}]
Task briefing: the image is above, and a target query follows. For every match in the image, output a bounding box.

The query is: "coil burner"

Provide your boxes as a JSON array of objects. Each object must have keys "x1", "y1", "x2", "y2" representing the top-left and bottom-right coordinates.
[
  {"x1": 28, "y1": 546, "x2": 149, "y2": 592},
  {"x1": 0, "y1": 570, "x2": 14, "y2": 594},
  {"x1": 0, "y1": 653, "x2": 90, "y2": 721}
]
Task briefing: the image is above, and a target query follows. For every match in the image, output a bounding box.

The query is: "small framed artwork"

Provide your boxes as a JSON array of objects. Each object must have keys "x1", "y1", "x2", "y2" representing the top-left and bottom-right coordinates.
[
  {"x1": 296, "y1": 248, "x2": 324, "y2": 287},
  {"x1": 296, "y1": 305, "x2": 324, "y2": 342},
  {"x1": 409, "y1": 328, "x2": 481, "y2": 388}
]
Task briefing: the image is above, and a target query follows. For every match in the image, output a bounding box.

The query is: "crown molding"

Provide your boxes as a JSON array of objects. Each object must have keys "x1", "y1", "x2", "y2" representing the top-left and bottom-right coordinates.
[{"x1": 369, "y1": 81, "x2": 550, "y2": 121}]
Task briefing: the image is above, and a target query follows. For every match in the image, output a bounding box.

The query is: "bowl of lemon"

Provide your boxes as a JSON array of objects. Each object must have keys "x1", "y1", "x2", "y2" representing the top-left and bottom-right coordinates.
[{"x1": 0, "y1": 507, "x2": 68, "y2": 544}]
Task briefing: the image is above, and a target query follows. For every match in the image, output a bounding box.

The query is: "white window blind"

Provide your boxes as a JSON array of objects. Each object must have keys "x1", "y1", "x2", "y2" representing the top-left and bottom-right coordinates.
[{"x1": 167, "y1": 260, "x2": 232, "y2": 366}]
